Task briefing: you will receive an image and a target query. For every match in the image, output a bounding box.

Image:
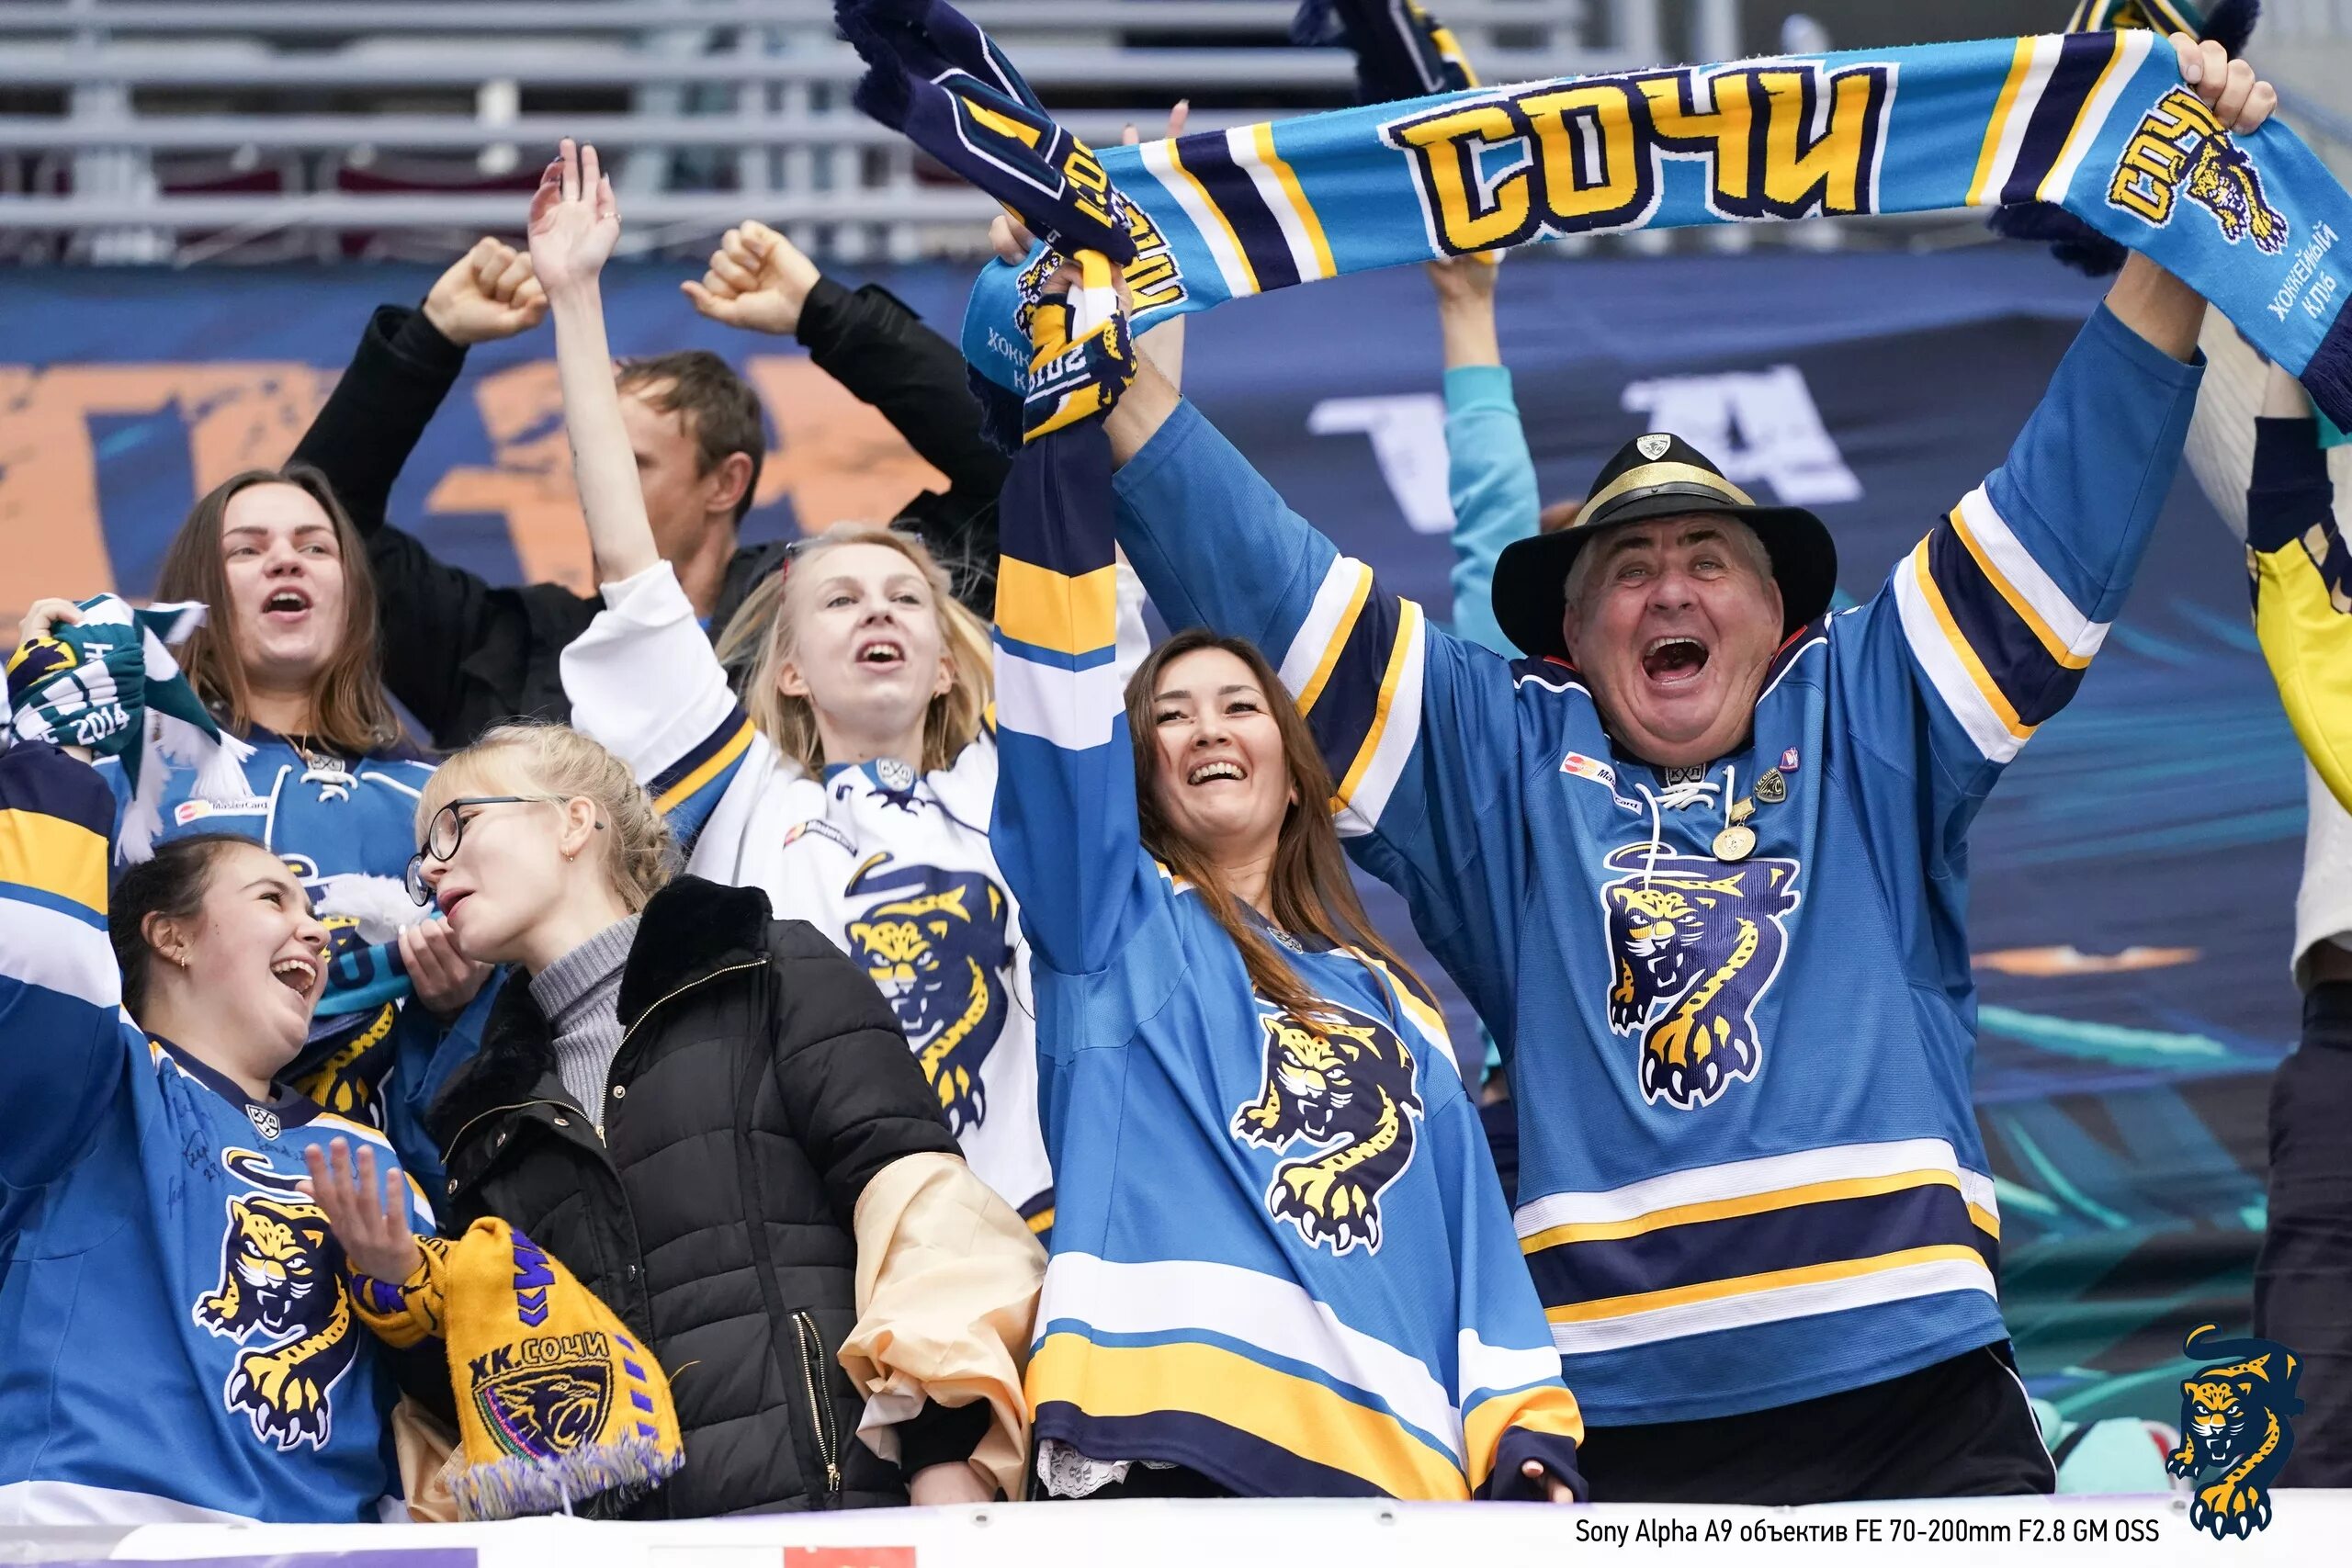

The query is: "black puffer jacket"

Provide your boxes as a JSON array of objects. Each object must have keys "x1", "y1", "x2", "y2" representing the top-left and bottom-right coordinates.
[{"x1": 424, "y1": 875, "x2": 962, "y2": 1516}]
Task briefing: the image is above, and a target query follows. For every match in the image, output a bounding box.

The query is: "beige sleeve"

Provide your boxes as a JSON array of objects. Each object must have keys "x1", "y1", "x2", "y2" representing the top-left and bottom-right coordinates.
[
  {"x1": 390, "y1": 1397, "x2": 463, "y2": 1523},
  {"x1": 838, "y1": 1151, "x2": 1047, "y2": 1501}
]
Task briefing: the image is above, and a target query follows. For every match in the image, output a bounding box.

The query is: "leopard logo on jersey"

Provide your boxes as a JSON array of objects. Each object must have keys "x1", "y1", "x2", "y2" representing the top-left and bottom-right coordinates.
[
  {"x1": 1599, "y1": 843, "x2": 1800, "y2": 1110},
  {"x1": 2166, "y1": 1324, "x2": 2304, "y2": 1540},
  {"x1": 1231, "y1": 998, "x2": 1423, "y2": 1257},
  {"x1": 192, "y1": 1149, "x2": 362, "y2": 1450},
  {"x1": 846, "y1": 856, "x2": 1013, "y2": 1136}
]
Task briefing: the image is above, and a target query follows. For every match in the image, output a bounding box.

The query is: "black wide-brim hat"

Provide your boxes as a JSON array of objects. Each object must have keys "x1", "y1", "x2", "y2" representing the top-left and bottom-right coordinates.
[{"x1": 1492, "y1": 432, "x2": 1838, "y2": 661}]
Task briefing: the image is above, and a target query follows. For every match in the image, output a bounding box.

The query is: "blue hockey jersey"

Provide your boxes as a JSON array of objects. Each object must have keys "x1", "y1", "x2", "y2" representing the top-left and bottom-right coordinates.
[
  {"x1": 1110, "y1": 302, "x2": 2202, "y2": 1425},
  {"x1": 994, "y1": 420, "x2": 1584, "y2": 1499},
  {"x1": 93, "y1": 730, "x2": 484, "y2": 1189},
  {"x1": 0, "y1": 739, "x2": 435, "y2": 1524}
]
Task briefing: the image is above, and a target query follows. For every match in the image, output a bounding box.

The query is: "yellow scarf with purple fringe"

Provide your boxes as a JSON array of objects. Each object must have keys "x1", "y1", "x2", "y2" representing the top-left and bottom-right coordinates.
[{"x1": 352, "y1": 1217, "x2": 683, "y2": 1519}]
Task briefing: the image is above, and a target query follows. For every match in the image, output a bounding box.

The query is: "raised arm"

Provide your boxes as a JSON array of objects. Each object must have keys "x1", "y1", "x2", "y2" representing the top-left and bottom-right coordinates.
[
  {"x1": 1426, "y1": 256, "x2": 1537, "y2": 657},
  {"x1": 0, "y1": 729, "x2": 130, "y2": 1190},
  {"x1": 530, "y1": 141, "x2": 658, "y2": 585},
  {"x1": 991, "y1": 281, "x2": 1155, "y2": 976}
]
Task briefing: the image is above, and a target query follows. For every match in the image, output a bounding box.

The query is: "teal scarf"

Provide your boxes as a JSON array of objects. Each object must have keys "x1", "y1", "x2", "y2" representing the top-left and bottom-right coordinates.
[{"x1": 905, "y1": 16, "x2": 2352, "y2": 426}]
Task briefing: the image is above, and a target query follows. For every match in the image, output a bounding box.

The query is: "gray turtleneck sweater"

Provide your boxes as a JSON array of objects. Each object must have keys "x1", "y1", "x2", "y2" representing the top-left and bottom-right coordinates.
[{"x1": 528, "y1": 913, "x2": 642, "y2": 1114}]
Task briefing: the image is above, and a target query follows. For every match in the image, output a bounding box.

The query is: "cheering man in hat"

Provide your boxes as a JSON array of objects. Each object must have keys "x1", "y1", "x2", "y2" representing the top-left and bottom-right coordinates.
[{"x1": 1045, "y1": 27, "x2": 2274, "y2": 1507}]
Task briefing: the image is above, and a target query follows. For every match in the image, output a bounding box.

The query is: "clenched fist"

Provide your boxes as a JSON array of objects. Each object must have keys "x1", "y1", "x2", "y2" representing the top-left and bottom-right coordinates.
[
  {"x1": 683, "y1": 220, "x2": 824, "y2": 335},
  {"x1": 422, "y1": 236, "x2": 548, "y2": 345}
]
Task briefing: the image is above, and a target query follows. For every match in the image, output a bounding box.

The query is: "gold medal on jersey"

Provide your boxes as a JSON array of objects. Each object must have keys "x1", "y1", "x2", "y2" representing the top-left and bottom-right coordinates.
[{"x1": 1713, "y1": 824, "x2": 1756, "y2": 862}]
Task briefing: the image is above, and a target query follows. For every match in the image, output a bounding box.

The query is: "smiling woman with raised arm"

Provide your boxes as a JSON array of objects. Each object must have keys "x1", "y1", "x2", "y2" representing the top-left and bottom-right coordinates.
[
  {"x1": 0, "y1": 714, "x2": 435, "y2": 1524},
  {"x1": 17, "y1": 466, "x2": 492, "y2": 1193},
  {"x1": 315, "y1": 143, "x2": 1045, "y2": 1519},
  {"x1": 985, "y1": 269, "x2": 1585, "y2": 1505}
]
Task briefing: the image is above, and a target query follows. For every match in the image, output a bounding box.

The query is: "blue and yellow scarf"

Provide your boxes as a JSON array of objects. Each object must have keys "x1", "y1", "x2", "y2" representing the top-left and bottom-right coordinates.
[{"x1": 834, "y1": 0, "x2": 2352, "y2": 430}]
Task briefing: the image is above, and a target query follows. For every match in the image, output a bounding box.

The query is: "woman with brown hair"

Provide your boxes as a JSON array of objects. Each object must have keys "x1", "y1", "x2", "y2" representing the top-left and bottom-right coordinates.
[
  {"x1": 22, "y1": 465, "x2": 491, "y2": 1186},
  {"x1": 989, "y1": 276, "x2": 1585, "y2": 1504}
]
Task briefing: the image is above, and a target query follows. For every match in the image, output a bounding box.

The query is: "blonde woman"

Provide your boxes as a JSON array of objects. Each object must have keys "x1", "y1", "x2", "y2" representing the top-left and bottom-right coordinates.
[
  {"x1": 308, "y1": 717, "x2": 1044, "y2": 1514},
  {"x1": 533, "y1": 141, "x2": 1103, "y2": 1232}
]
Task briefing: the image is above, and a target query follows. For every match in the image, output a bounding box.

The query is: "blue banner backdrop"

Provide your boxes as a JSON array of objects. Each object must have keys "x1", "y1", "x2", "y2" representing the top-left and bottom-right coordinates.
[{"x1": 0, "y1": 247, "x2": 2301, "y2": 1429}]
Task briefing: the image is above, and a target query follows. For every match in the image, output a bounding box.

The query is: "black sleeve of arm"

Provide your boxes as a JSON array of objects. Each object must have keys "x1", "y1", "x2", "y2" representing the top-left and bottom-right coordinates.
[
  {"x1": 290, "y1": 304, "x2": 467, "y2": 538},
  {"x1": 2248, "y1": 416, "x2": 2334, "y2": 554},
  {"x1": 763, "y1": 920, "x2": 960, "y2": 1225},
  {"x1": 384, "y1": 1335, "x2": 459, "y2": 1427},
  {"x1": 894, "y1": 1397, "x2": 994, "y2": 1476}
]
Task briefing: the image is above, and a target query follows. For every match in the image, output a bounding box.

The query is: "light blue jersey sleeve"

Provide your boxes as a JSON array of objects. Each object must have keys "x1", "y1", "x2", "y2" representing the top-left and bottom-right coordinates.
[
  {"x1": 992, "y1": 423, "x2": 1158, "y2": 983},
  {"x1": 1442, "y1": 365, "x2": 1541, "y2": 659},
  {"x1": 1835, "y1": 301, "x2": 2203, "y2": 855},
  {"x1": 0, "y1": 739, "x2": 132, "y2": 1191},
  {"x1": 1114, "y1": 402, "x2": 1534, "y2": 1030}
]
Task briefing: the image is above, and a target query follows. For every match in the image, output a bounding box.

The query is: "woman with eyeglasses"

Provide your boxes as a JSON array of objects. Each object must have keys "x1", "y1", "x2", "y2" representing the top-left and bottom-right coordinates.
[
  {"x1": 15, "y1": 469, "x2": 492, "y2": 1191},
  {"x1": 0, "y1": 727, "x2": 436, "y2": 1524},
  {"x1": 350, "y1": 716, "x2": 1044, "y2": 1516},
  {"x1": 525, "y1": 141, "x2": 1120, "y2": 1237}
]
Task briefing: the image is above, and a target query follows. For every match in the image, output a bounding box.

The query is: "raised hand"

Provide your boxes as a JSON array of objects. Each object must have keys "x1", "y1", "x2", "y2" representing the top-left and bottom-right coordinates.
[
  {"x1": 423, "y1": 236, "x2": 548, "y2": 345},
  {"x1": 398, "y1": 916, "x2": 492, "y2": 1022},
  {"x1": 526, "y1": 138, "x2": 620, "y2": 299},
  {"x1": 2168, "y1": 30, "x2": 2277, "y2": 132},
  {"x1": 300, "y1": 1137, "x2": 424, "y2": 1286},
  {"x1": 682, "y1": 220, "x2": 823, "y2": 334}
]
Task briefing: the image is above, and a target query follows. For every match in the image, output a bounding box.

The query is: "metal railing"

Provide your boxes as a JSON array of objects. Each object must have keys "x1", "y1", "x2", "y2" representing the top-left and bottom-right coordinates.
[{"x1": 0, "y1": 0, "x2": 1672, "y2": 264}]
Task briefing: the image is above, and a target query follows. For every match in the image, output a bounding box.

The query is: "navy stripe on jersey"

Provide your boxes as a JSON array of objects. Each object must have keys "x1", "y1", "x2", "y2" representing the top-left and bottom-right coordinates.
[
  {"x1": 1035, "y1": 1404, "x2": 1388, "y2": 1498},
  {"x1": 1523, "y1": 1182, "x2": 1997, "y2": 1312},
  {"x1": 1923, "y1": 521, "x2": 2087, "y2": 728},
  {"x1": 1301, "y1": 580, "x2": 1406, "y2": 781},
  {"x1": 1170, "y1": 130, "x2": 1304, "y2": 293},
  {"x1": 0, "y1": 742, "x2": 119, "y2": 840},
  {"x1": 1999, "y1": 30, "x2": 2121, "y2": 205},
  {"x1": 649, "y1": 709, "x2": 753, "y2": 802}
]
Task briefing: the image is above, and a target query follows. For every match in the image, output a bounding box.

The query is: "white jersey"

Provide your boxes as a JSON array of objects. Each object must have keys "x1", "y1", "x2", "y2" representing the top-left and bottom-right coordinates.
[{"x1": 563, "y1": 562, "x2": 1055, "y2": 1230}]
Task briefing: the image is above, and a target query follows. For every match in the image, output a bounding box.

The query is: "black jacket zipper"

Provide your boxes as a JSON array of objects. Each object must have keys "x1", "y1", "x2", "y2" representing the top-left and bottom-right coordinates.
[{"x1": 791, "y1": 1310, "x2": 843, "y2": 1495}]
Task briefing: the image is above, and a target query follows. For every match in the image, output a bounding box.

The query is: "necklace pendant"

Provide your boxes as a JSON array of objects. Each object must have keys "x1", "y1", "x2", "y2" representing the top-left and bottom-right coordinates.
[{"x1": 1712, "y1": 825, "x2": 1756, "y2": 862}]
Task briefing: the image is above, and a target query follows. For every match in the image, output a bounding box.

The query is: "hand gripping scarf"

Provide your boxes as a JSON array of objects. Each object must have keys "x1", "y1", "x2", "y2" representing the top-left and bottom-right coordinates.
[
  {"x1": 351, "y1": 1217, "x2": 684, "y2": 1520},
  {"x1": 831, "y1": 0, "x2": 2352, "y2": 431},
  {"x1": 4, "y1": 595, "x2": 254, "y2": 861}
]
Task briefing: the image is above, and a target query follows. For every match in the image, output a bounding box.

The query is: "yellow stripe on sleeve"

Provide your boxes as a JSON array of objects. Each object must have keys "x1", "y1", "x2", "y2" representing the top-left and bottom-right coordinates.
[
  {"x1": 1911, "y1": 547, "x2": 2034, "y2": 741},
  {"x1": 1462, "y1": 1386, "x2": 1585, "y2": 1492},
  {"x1": 1293, "y1": 561, "x2": 1374, "y2": 716},
  {"x1": 996, "y1": 557, "x2": 1120, "y2": 658},
  {"x1": 1333, "y1": 600, "x2": 1425, "y2": 811},
  {"x1": 653, "y1": 717, "x2": 755, "y2": 815},
  {"x1": 1025, "y1": 1331, "x2": 1470, "y2": 1500},
  {"x1": 0, "y1": 807, "x2": 109, "y2": 917},
  {"x1": 1946, "y1": 505, "x2": 2092, "y2": 670}
]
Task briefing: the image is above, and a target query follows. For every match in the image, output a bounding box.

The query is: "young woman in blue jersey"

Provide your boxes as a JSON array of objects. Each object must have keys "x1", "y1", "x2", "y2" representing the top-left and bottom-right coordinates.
[
  {"x1": 537, "y1": 140, "x2": 1080, "y2": 1235},
  {"x1": 20, "y1": 468, "x2": 490, "y2": 1185},
  {"x1": 0, "y1": 733, "x2": 434, "y2": 1524},
  {"x1": 989, "y1": 273, "x2": 1584, "y2": 1504}
]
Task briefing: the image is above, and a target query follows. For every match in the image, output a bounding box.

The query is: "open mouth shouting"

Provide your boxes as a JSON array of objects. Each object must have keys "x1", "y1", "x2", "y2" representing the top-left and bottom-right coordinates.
[
  {"x1": 854, "y1": 635, "x2": 907, "y2": 669},
  {"x1": 1641, "y1": 634, "x2": 1711, "y2": 688},
  {"x1": 269, "y1": 952, "x2": 322, "y2": 1001},
  {"x1": 261, "y1": 585, "x2": 312, "y2": 624}
]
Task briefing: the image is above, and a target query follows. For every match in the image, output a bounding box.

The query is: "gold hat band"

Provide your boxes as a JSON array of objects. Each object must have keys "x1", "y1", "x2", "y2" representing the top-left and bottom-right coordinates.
[{"x1": 1580, "y1": 460, "x2": 1757, "y2": 520}]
